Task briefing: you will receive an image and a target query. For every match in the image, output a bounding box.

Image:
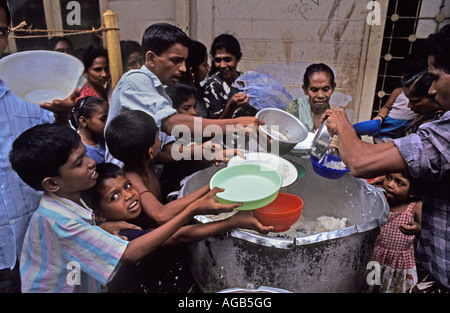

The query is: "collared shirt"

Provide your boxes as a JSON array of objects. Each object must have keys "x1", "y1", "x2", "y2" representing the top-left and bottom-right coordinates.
[
  {"x1": 107, "y1": 65, "x2": 176, "y2": 129},
  {"x1": 20, "y1": 193, "x2": 128, "y2": 293},
  {"x1": 105, "y1": 66, "x2": 177, "y2": 164},
  {"x1": 0, "y1": 80, "x2": 54, "y2": 271},
  {"x1": 394, "y1": 111, "x2": 450, "y2": 289}
]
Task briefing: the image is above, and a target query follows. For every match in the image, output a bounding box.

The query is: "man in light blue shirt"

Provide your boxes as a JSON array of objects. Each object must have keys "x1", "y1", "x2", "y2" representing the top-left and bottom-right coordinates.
[
  {"x1": 0, "y1": 0, "x2": 78, "y2": 292},
  {"x1": 108, "y1": 65, "x2": 177, "y2": 132},
  {"x1": 105, "y1": 65, "x2": 176, "y2": 165},
  {"x1": 106, "y1": 23, "x2": 265, "y2": 164}
]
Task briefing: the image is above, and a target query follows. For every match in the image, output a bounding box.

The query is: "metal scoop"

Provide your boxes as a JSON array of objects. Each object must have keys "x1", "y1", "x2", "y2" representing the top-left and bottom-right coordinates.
[{"x1": 310, "y1": 120, "x2": 333, "y2": 163}]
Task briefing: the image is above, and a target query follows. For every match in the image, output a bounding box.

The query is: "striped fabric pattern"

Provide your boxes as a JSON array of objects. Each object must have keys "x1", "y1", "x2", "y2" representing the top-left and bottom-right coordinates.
[{"x1": 20, "y1": 193, "x2": 128, "y2": 293}]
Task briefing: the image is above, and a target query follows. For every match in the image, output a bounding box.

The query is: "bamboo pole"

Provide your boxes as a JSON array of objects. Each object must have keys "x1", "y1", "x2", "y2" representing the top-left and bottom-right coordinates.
[{"x1": 103, "y1": 10, "x2": 122, "y2": 89}]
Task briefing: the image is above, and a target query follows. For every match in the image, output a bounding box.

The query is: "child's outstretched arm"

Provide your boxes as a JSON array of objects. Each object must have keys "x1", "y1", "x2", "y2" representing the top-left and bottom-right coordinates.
[
  {"x1": 99, "y1": 221, "x2": 143, "y2": 241},
  {"x1": 127, "y1": 170, "x2": 211, "y2": 225},
  {"x1": 121, "y1": 187, "x2": 239, "y2": 263},
  {"x1": 201, "y1": 141, "x2": 245, "y2": 166},
  {"x1": 162, "y1": 211, "x2": 274, "y2": 246}
]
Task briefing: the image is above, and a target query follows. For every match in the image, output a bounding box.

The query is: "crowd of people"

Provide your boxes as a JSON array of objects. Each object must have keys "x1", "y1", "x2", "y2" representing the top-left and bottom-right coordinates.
[
  {"x1": 0, "y1": 0, "x2": 449, "y2": 294},
  {"x1": 0, "y1": 0, "x2": 270, "y2": 293}
]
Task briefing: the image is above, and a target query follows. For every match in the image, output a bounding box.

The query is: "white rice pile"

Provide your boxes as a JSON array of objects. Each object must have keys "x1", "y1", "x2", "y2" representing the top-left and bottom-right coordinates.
[
  {"x1": 203, "y1": 213, "x2": 348, "y2": 239},
  {"x1": 281, "y1": 215, "x2": 348, "y2": 238},
  {"x1": 321, "y1": 159, "x2": 347, "y2": 170}
]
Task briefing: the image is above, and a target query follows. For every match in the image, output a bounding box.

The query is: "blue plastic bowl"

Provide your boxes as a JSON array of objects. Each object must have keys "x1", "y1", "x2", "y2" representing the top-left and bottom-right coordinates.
[
  {"x1": 353, "y1": 120, "x2": 381, "y2": 136},
  {"x1": 310, "y1": 155, "x2": 349, "y2": 180}
]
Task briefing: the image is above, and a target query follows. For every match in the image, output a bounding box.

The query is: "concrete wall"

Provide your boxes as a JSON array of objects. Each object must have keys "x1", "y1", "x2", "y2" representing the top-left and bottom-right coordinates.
[
  {"x1": 107, "y1": 0, "x2": 177, "y2": 43},
  {"x1": 106, "y1": 0, "x2": 389, "y2": 122}
]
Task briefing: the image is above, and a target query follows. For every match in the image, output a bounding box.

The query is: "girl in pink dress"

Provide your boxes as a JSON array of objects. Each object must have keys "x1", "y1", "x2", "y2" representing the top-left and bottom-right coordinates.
[{"x1": 370, "y1": 171, "x2": 422, "y2": 293}]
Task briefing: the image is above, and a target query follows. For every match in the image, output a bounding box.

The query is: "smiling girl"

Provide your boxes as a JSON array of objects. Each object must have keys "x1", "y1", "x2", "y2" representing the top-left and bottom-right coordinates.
[{"x1": 203, "y1": 34, "x2": 256, "y2": 119}]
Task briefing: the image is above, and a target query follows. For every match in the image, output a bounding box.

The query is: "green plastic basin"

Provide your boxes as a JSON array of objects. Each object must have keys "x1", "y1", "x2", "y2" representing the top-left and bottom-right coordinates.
[{"x1": 210, "y1": 164, "x2": 282, "y2": 210}]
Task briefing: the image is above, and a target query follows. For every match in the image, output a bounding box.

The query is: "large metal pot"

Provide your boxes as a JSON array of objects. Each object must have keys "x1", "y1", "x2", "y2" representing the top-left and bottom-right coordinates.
[{"x1": 179, "y1": 153, "x2": 389, "y2": 293}]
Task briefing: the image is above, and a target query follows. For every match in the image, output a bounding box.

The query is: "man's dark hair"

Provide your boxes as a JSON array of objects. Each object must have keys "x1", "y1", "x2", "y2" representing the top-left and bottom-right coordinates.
[
  {"x1": 9, "y1": 124, "x2": 80, "y2": 191},
  {"x1": 426, "y1": 24, "x2": 450, "y2": 74},
  {"x1": 141, "y1": 23, "x2": 191, "y2": 56},
  {"x1": 105, "y1": 110, "x2": 159, "y2": 167},
  {"x1": 401, "y1": 52, "x2": 434, "y2": 98}
]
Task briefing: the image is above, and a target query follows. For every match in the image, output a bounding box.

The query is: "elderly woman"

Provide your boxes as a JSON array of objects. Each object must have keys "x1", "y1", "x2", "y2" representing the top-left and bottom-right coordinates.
[
  {"x1": 287, "y1": 63, "x2": 338, "y2": 132},
  {"x1": 203, "y1": 34, "x2": 256, "y2": 119}
]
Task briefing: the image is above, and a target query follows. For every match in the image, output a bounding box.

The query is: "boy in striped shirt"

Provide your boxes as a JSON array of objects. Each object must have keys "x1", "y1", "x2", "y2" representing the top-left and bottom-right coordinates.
[{"x1": 9, "y1": 124, "x2": 248, "y2": 292}]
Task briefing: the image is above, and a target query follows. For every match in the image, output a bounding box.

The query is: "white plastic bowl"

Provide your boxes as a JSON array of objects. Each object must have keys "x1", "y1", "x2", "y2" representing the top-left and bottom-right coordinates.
[
  {"x1": 227, "y1": 152, "x2": 298, "y2": 187},
  {"x1": 0, "y1": 50, "x2": 85, "y2": 104}
]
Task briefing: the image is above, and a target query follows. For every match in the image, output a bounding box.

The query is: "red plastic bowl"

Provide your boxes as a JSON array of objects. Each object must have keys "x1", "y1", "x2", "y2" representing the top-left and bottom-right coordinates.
[{"x1": 253, "y1": 193, "x2": 303, "y2": 233}]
